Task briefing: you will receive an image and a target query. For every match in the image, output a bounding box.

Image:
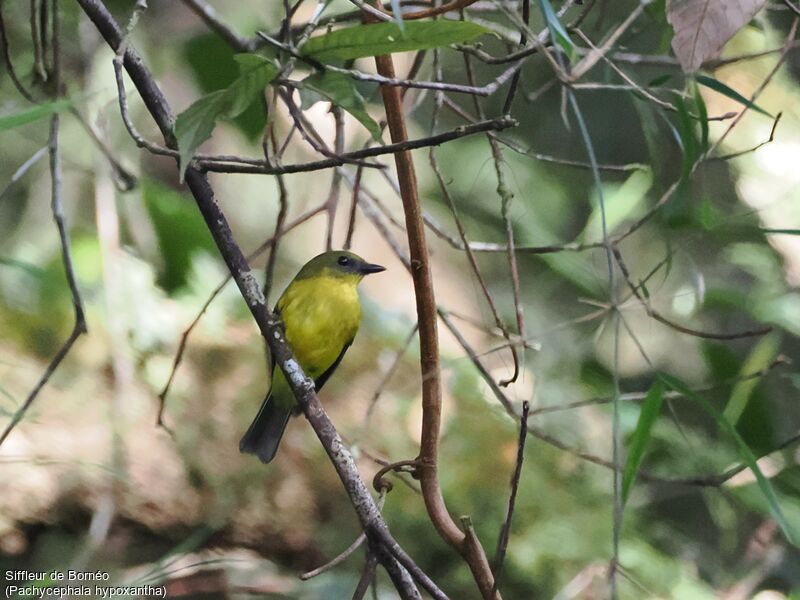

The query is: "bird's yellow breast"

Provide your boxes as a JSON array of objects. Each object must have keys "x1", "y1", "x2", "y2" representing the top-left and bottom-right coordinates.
[{"x1": 276, "y1": 274, "x2": 362, "y2": 379}]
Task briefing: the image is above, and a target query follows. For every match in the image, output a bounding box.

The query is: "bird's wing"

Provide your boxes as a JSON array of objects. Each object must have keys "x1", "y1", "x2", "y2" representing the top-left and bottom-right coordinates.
[{"x1": 314, "y1": 339, "x2": 353, "y2": 391}]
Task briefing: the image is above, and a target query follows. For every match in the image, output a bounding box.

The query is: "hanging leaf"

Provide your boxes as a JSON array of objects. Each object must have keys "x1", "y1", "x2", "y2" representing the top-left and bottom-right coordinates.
[
  {"x1": 695, "y1": 74, "x2": 772, "y2": 117},
  {"x1": 299, "y1": 21, "x2": 489, "y2": 62},
  {"x1": 538, "y1": 0, "x2": 574, "y2": 56},
  {"x1": 691, "y1": 80, "x2": 709, "y2": 151},
  {"x1": 622, "y1": 381, "x2": 665, "y2": 503},
  {"x1": 659, "y1": 373, "x2": 797, "y2": 546},
  {"x1": 183, "y1": 33, "x2": 271, "y2": 142},
  {"x1": 648, "y1": 73, "x2": 673, "y2": 87},
  {"x1": 580, "y1": 168, "x2": 653, "y2": 241},
  {"x1": 723, "y1": 333, "x2": 780, "y2": 425},
  {"x1": 666, "y1": 0, "x2": 767, "y2": 72},
  {"x1": 175, "y1": 91, "x2": 228, "y2": 180},
  {"x1": 175, "y1": 54, "x2": 278, "y2": 178},
  {"x1": 674, "y1": 95, "x2": 697, "y2": 183},
  {"x1": 299, "y1": 71, "x2": 382, "y2": 141}
]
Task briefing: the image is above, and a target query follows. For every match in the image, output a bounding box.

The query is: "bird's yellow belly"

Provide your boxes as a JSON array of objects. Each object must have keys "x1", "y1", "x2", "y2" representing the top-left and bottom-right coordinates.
[{"x1": 277, "y1": 276, "x2": 361, "y2": 379}]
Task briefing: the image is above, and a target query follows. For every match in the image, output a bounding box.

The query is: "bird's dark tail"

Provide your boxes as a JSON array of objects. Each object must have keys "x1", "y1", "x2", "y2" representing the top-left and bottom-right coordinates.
[{"x1": 239, "y1": 393, "x2": 292, "y2": 464}]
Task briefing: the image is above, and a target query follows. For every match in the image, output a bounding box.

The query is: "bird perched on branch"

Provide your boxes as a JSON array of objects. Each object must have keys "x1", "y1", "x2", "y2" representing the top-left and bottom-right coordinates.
[{"x1": 240, "y1": 250, "x2": 386, "y2": 464}]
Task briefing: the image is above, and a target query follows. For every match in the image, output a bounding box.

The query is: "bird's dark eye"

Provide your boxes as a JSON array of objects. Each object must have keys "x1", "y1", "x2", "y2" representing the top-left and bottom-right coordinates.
[{"x1": 337, "y1": 256, "x2": 350, "y2": 266}]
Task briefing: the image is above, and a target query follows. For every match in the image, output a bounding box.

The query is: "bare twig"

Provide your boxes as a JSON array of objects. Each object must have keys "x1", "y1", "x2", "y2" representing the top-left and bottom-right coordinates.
[
  {"x1": 69, "y1": 108, "x2": 138, "y2": 191},
  {"x1": 263, "y1": 131, "x2": 289, "y2": 301},
  {"x1": 349, "y1": 0, "x2": 394, "y2": 22},
  {"x1": 567, "y1": 3, "x2": 646, "y2": 81},
  {"x1": 326, "y1": 107, "x2": 345, "y2": 250},
  {"x1": 352, "y1": 552, "x2": 379, "y2": 600},
  {"x1": 612, "y1": 246, "x2": 772, "y2": 341},
  {"x1": 0, "y1": 8, "x2": 87, "y2": 448},
  {"x1": 301, "y1": 490, "x2": 388, "y2": 581},
  {"x1": 430, "y1": 53, "x2": 521, "y2": 390},
  {"x1": 197, "y1": 117, "x2": 516, "y2": 174},
  {"x1": 344, "y1": 151, "x2": 367, "y2": 250},
  {"x1": 180, "y1": 0, "x2": 257, "y2": 52},
  {"x1": 528, "y1": 356, "x2": 790, "y2": 417},
  {"x1": 319, "y1": 61, "x2": 523, "y2": 97},
  {"x1": 0, "y1": 2, "x2": 36, "y2": 101},
  {"x1": 782, "y1": 0, "x2": 800, "y2": 17},
  {"x1": 304, "y1": 533, "x2": 368, "y2": 581},
  {"x1": 491, "y1": 401, "x2": 530, "y2": 597},
  {"x1": 501, "y1": 0, "x2": 530, "y2": 113},
  {"x1": 460, "y1": 40, "x2": 524, "y2": 387},
  {"x1": 709, "y1": 18, "x2": 799, "y2": 155},
  {"x1": 364, "y1": 323, "x2": 419, "y2": 426},
  {"x1": 0, "y1": 147, "x2": 48, "y2": 203},
  {"x1": 713, "y1": 113, "x2": 782, "y2": 161},
  {"x1": 30, "y1": 0, "x2": 47, "y2": 82}
]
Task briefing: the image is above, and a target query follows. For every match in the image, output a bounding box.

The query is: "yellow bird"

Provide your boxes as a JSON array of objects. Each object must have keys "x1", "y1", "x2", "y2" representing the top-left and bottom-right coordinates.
[{"x1": 240, "y1": 250, "x2": 386, "y2": 463}]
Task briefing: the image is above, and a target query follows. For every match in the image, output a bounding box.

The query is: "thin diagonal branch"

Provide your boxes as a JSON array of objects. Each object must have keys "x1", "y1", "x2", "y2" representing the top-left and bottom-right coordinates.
[
  {"x1": 198, "y1": 116, "x2": 516, "y2": 174},
  {"x1": 491, "y1": 400, "x2": 529, "y2": 597}
]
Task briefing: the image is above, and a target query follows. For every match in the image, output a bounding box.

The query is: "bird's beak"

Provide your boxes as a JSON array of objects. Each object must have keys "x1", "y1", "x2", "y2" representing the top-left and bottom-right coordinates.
[{"x1": 360, "y1": 262, "x2": 386, "y2": 275}]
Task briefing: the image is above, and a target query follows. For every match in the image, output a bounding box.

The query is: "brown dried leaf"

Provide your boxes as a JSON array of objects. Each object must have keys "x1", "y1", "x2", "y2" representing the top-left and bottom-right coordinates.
[{"x1": 666, "y1": 0, "x2": 767, "y2": 72}]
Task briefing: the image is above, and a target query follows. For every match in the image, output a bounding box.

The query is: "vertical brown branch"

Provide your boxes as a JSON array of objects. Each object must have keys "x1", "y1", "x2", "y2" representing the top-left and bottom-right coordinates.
[{"x1": 371, "y1": 22, "x2": 500, "y2": 600}]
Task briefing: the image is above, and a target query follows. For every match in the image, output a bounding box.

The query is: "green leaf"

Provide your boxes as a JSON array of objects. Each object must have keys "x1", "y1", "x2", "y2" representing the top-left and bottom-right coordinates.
[
  {"x1": 538, "y1": 0, "x2": 574, "y2": 56},
  {"x1": 175, "y1": 91, "x2": 228, "y2": 178},
  {"x1": 299, "y1": 21, "x2": 489, "y2": 62},
  {"x1": 0, "y1": 98, "x2": 73, "y2": 132},
  {"x1": 632, "y1": 97, "x2": 667, "y2": 183},
  {"x1": 695, "y1": 74, "x2": 772, "y2": 118},
  {"x1": 580, "y1": 168, "x2": 653, "y2": 241},
  {"x1": 299, "y1": 71, "x2": 382, "y2": 141},
  {"x1": 724, "y1": 333, "x2": 780, "y2": 425},
  {"x1": 691, "y1": 80, "x2": 709, "y2": 151},
  {"x1": 674, "y1": 95, "x2": 697, "y2": 184},
  {"x1": 644, "y1": 0, "x2": 666, "y2": 23},
  {"x1": 183, "y1": 33, "x2": 270, "y2": 143},
  {"x1": 174, "y1": 55, "x2": 278, "y2": 178},
  {"x1": 0, "y1": 257, "x2": 46, "y2": 277},
  {"x1": 647, "y1": 73, "x2": 673, "y2": 87},
  {"x1": 622, "y1": 381, "x2": 665, "y2": 503},
  {"x1": 659, "y1": 373, "x2": 797, "y2": 546},
  {"x1": 228, "y1": 54, "x2": 277, "y2": 116}
]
